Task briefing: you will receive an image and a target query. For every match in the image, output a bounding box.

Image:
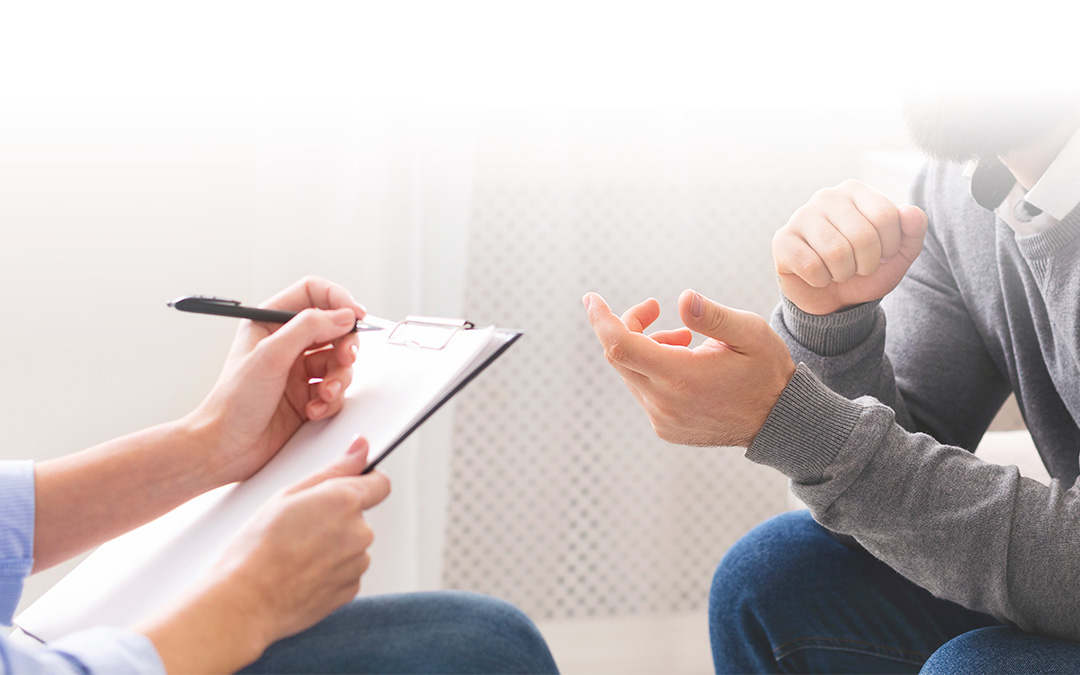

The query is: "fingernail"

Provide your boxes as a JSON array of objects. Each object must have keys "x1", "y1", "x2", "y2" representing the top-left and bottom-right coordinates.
[
  {"x1": 311, "y1": 400, "x2": 329, "y2": 417},
  {"x1": 334, "y1": 310, "x2": 355, "y2": 326},
  {"x1": 350, "y1": 344, "x2": 359, "y2": 360},
  {"x1": 325, "y1": 380, "x2": 342, "y2": 398},
  {"x1": 690, "y1": 292, "x2": 703, "y2": 318},
  {"x1": 582, "y1": 294, "x2": 592, "y2": 310}
]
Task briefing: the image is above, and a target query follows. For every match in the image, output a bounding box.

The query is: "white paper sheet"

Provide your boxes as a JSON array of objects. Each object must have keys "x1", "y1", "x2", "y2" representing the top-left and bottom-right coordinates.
[{"x1": 16, "y1": 324, "x2": 516, "y2": 642}]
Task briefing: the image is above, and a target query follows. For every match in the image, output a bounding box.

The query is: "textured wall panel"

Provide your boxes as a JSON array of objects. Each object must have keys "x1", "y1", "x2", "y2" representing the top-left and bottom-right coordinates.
[{"x1": 444, "y1": 183, "x2": 820, "y2": 620}]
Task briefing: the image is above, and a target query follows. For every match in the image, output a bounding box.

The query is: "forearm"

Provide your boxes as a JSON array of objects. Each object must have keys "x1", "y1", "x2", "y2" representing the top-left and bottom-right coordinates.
[
  {"x1": 33, "y1": 416, "x2": 221, "y2": 572},
  {"x1": 775, "y1": 261, "x2": 1011, "y2": 450},
  {"x1": 751, "y1": 366, "x2": 1080, "y2": 640}
]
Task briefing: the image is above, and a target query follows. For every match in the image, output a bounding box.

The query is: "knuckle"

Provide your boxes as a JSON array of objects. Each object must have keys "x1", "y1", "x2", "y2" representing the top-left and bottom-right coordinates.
[
  {"x1": 359, "y1": 523, "x2": 374, "y2": 548},
  {"x1": 651, "y1": 419, "x2": 684, "y2": 445},
  {"x1": 787, "y1": 256, "x2": 826, "y2": 285},
  {"x1": 252, "y1": 338, "x2": 292, "y2": 372},
  {"x1": 364, "y1": 473, "x2": 391, "y2": 501},
  {"x1": 783, "y1": 204, "x2": 811, "y2": 229},
  {"x1": 651, "y1": 401, "x2": 678, "y2": 424},
  {"x1": 820, "y1": 241, "x2": 852, "y2": 267},
  {"x1": 703, "y1": 309, "x2": 728, "y2": 336},
  {"x1": 772, "y1": 229, "x2": 797, "y2": 258},
  {"x1": 848, "y1": 227, "x2": 881, "y2": 253},
  {"x1": 324, "y1": 485, "x2": 358, "y2": 511},
  {"x1": 809, "y1": 188, "x2": 836, "y2": 207},
  {"x1": 295, "y1": 307, "x2": 320, "y2": 324},
  {"x1": 649, "y1": 419, "x2": 671, "y2": 441},
  {"x1": 744, "y1": 313, "x2": 772, "y2": 339},
  {"x1": 344, "y1": 532, "x2": 367, "y2": 557},
  {"x1": 604, "y1": 341, "x2": 630, "y2": 367},
  {"x1": 867, "y1": 201, "x2": 898, "y2": 227},
  {"x1": 787, "y1": 246, "x2": 820, "y2": 272}
]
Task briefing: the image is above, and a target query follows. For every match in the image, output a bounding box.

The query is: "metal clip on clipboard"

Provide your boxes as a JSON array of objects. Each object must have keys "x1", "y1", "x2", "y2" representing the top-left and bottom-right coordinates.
[{"x1": 386, "y1": 315, "x2": 476, "y2": 350}]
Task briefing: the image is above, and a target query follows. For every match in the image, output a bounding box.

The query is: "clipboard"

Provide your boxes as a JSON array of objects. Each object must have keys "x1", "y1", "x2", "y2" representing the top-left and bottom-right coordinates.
[
  {"x1": 363, "y1": 316, "x2": 517, "y2": 473},
  {"x1": 15, "y1": 316, "x2": 521, "y2": 643}
]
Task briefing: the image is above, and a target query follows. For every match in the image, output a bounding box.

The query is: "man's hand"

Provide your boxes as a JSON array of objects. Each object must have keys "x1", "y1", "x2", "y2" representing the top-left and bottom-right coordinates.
[
  {"x1": 773, "y1": 180, "x2": 928, "y2": 315},
  {"x1": 584, "y1": 290, "x2": 796, "y2": 448},
  {"x1": 136, "y1": 436, "x2": 391, "y2": 674},
  {"x1": 189, "y1": 276, "x2": 367, "y2": 486}
]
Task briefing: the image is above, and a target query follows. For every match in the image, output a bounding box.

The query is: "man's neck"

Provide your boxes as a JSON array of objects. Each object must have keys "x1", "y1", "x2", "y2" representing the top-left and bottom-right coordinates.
[{"x1": 1000, "y1": 115, "x2": 1080, "y2": 190}]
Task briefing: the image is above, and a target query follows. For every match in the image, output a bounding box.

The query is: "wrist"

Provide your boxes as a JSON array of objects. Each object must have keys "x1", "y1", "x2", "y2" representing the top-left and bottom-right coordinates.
[
  {"x1": 744, "y1": 359, "x2": 798, "y2": 448},
  {"x1": 746, "y1": 363, "x2": 863, "y2": 483},
  {"x1": 136, "y1": 566, "x2": 273, "y2": 674},
  {"x1": 176, "y1": 405, "x2": 235, "y2": 490}
]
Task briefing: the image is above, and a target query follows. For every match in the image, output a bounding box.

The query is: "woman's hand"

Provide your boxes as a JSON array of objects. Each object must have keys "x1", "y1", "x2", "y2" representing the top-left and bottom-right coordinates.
[
  {"x1": 136, "y1": 437, "x2": 391, "y2": 674},
  {"x1": 186, "y1": 276, "x2": 366, "y2": 486}
]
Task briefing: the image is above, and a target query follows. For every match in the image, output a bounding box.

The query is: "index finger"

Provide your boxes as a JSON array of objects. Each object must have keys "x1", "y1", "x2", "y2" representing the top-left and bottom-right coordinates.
[
  {"x1": 838, "y1": 180, "x2": 902, "y2": 259},
  {"x1": 260, "y1": 275, "x2": 367, "y2": 319},
  {"x1": 583, "y1": 292, "x2": 677, "y2": 376},
  {"x1": 621, "y1": 298, "x2": 661, "y2": 333}
]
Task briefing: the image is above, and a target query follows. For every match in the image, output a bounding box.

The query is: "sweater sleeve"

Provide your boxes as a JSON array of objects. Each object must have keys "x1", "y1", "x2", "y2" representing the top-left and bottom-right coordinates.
[{"x1": 748, "y1": 365, "x2": 1080, "y2": 641}]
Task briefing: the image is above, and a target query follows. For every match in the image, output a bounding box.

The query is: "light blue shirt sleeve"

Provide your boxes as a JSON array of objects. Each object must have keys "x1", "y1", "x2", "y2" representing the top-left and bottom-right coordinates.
[
  {"x1": 0, "y1": 461, "x2": 165, "y2": 674},
  {"x1": 0, "y1": 460, "x2": 35, "y2": 624},
  {"x1": 3, "y1": 628, "x2": 165, "y2": 674}
]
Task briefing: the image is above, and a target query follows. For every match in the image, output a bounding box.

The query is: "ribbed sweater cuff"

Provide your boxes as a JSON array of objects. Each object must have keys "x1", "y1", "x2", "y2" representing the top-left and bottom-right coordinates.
[
  {"x1": 781, "y1": 296, "x2": 880, "y2": 357},
  {"x1": 746, "y1": 363, "x2": 864, "y2": 484}
]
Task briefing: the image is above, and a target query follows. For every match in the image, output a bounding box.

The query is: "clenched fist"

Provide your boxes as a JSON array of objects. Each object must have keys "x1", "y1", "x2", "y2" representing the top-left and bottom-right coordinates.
[{"x1": 773, "y1": 179, "x2": 928, "y2": 315}]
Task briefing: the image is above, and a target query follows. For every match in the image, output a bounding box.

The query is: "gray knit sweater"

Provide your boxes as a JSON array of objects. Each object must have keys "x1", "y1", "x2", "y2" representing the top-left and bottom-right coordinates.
[{"x1": 747, "y1": 160, "x2": 1080, "y2": 641}]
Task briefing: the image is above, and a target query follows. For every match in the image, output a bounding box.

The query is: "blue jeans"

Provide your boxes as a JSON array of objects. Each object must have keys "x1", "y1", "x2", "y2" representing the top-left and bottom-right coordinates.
[
  {"x1": 239, "y1": 591, "x2": 558, "y2": 674},
  {"x1": 709, "y1": 510, "x2": 1080, "y2": 674}
]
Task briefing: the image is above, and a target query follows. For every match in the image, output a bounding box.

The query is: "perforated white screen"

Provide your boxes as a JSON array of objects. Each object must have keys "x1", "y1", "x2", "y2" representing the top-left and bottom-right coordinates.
[{"x1": 444, "y1": 182, "x2": 823, "y2": 620}]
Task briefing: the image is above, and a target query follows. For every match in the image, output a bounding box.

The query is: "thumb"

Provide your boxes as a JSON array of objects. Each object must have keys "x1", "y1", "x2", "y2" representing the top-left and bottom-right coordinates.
[
  {"x1": 895, "y1": 205, "x2": 928, "y2": 259},
  {"x1": 287, "y1": 436, "x2": 369, "y2": 494},
  {"x1": 678, "y1": 289, "x2": 760, "y2": 350}
]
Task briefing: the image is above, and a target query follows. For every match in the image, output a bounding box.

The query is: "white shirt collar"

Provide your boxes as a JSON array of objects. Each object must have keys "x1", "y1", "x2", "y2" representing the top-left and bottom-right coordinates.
[
  {"x1": 1018, "y1": 123, "x2": 1080, "y2": 222},
  {"x1": 966, "y1": 124, "x2": 1080, "y2": 236}
]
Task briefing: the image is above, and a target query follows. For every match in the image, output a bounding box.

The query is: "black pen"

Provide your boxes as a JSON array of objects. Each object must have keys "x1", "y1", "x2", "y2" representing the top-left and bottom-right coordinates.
[{"x1": 167, "y1": 296, "x2": 391, "y2": 332}]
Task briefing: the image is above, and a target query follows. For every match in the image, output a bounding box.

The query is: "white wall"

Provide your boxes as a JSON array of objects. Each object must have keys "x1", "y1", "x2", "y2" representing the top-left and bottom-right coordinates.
[{"x1": 0, "y1": 107, "x2": 474, "y2": 613}]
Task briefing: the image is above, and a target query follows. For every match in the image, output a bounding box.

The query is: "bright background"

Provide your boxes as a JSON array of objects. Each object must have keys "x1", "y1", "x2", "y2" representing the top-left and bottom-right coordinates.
[{"x1": 0, "y1": 2, "x2": 1062, "y2": 672}]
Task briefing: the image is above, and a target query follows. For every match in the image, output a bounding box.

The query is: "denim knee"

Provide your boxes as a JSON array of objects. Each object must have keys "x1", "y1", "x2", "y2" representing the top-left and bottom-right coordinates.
[
  {"x1": 922, "y1": 626, "x2": 1080, "y2": 675},
  {"x1": 432, "y1": 591, "x2": 559, "y2": 674},
  {"x1": 242, "y1": 590, "x2": 557, "y2": 675},
  {"x1": 709, "y1": 511, "x2": 835, "y2": 672},
  {"x1": 710, "y1": 510, "x2": 823, "y2": 628}
]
